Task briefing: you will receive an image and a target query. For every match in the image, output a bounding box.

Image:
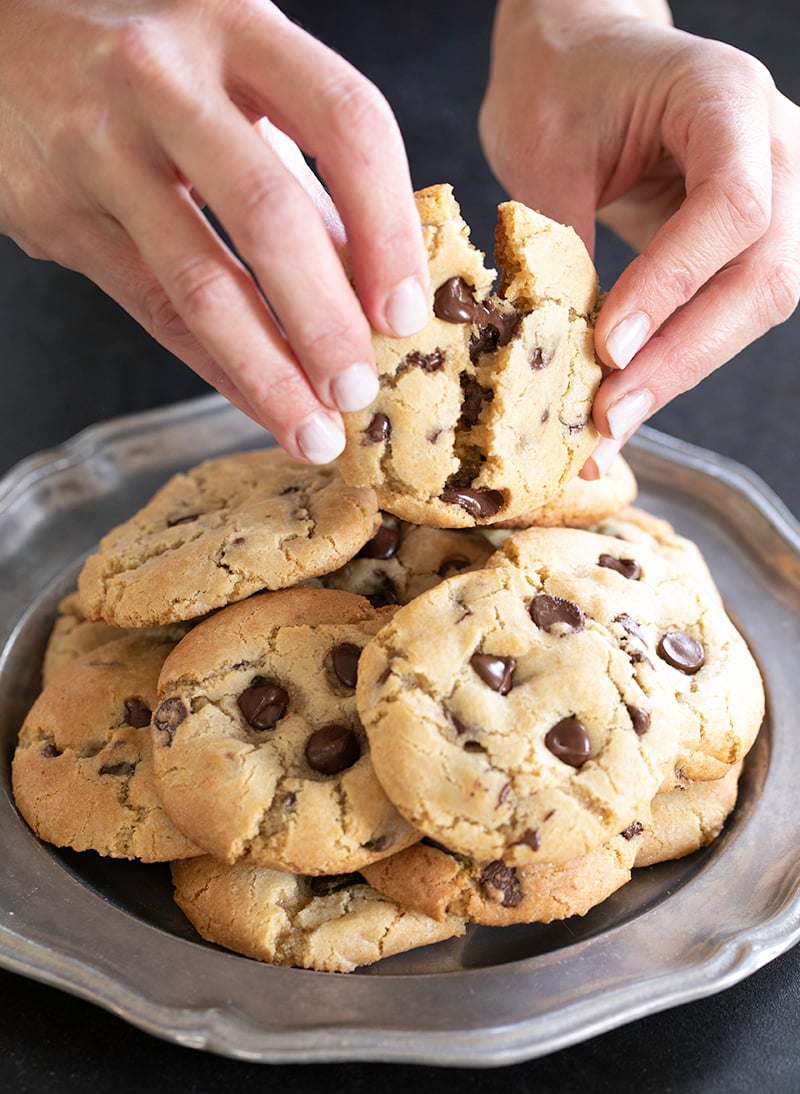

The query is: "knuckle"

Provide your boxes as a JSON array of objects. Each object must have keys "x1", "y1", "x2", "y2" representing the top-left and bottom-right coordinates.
[
  {"x1": 168, "y1": 255, "x2": 240, "y2": 323},
  {"x1": 319, "y1": 70, "x2": 395, "y2": 147},
  {"x1": 224, "y1": 167, "x2": 295, "y2": 253},
  {"x1": 714, "y1": 176, "x2": 771, "y2": 246},
  {"x1": 758, "y1": 256, "x2": 800, "y2": 326},
  {"x1": 139, "y1": 281, "x2": 189, "y2": 341},
  {"x1": 293, "y1": 313, "x2": 359, "y2": 364}
]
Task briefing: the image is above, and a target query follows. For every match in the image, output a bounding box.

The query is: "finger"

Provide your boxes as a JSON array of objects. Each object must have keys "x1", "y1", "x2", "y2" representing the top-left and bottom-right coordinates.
[
  {"x1": 595, "y1": 59, "x2": 774, "y2": 369},
  {"x1": 145, "y1": 90, "x2": 383, "y2": 417},
  {"x1": 592, "y1": 242, "x2": 800, "y2": 445},
  {"x1": 255, "y1": 119, "x2": 345, "y2": 248},
  {"x1": 97, "y1": 168, "x2": 347, "y2": 464},
  {"x1": 220, "y1": 10, "x2": 430, "y2": 336}
]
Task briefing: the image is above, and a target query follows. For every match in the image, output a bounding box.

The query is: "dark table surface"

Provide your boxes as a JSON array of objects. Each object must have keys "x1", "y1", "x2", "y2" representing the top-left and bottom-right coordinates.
[{"x1": 1, "y1": 2, "x2": 799, "y2": 1091}]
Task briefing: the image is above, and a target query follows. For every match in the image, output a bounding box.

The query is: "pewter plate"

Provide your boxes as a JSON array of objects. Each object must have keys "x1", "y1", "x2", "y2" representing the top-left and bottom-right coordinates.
[{"x1": 1, "y1": 394, "x2": 799, "y2": 1067}]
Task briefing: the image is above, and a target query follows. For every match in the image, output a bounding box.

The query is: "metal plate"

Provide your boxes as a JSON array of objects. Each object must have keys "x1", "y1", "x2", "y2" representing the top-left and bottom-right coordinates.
[{"x1": 1, "y1": 394, "x2": 799, "y2": 1067}]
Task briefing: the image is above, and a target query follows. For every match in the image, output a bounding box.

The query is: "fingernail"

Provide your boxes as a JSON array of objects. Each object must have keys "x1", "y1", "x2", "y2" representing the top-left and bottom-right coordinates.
[
  {"x1": 583, "y1": 436, "x2": 622, "y2": 479},
  {"x1": 606, "y1": 312, "x2": 650, "y2": 369},
  {"x1": 296, "y1": 412, "x2": 346, "y2": 464},
  {"x1": 606, "y1": 388, "x2": 655, "y2": 440},
  {"x1": 331, "y1": 363, "x2": 380, "y2": 413},
  {"x1": 385, "y1": 276, "x2": 428, "y2": 337}
]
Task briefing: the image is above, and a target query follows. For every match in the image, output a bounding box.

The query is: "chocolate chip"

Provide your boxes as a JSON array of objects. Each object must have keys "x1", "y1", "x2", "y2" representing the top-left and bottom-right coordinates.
[
  {"x1": 530, "y1": 347, "x2": 547, "y2": 369},
  {"x1": 545, "y1": 717, "x2": 591, "y2": 767},
  {"x1": 357, "y1": 520, "x2": 400, "y2": 559},
  {"x1": 406, "y1": 348, "x2": 445, "y2": 372},
  {"x1": 530, "y1": 594, "x2": 585, "y2": 633},
  {"x1": 598, "y1": 553, "x2": 642, "y2": 580},
  {"x1": 615, "y1": 613, "x2": 647, "y2": 642},
  {"x1": 153, "y1": 697, "x2": 188, "y2": 744},
  {"x1": 438, "y1": 555, "x2": 470, "y2": 578},
  {"x1": 331, "y1": 642, "x2": 361, "y2": 690},
  {"x1": 309, "y1": 873, "x2": 363, "y2": 896},
  {"x1": 439, "y1": 486, "x2": 504, "y2": 520},
  {"x1": 657, "y1": 631, "x2": 705, "y2": 674},
  {"x1": 627, "y1": 705, "x2": 650, "y2": 736},
  {"x1": 123, "y1": 697, "x2": 152, "y2": 728},
  {"x1": 363, "y1": 833, "x2": 395, "y2": 853},
  {"x1": 540, "y1": 407, "x2": 550, "y2": 423},
  {"x1": 621, "y1": 820, "x2": 644, "y2": 841},
  {"x1": 483, "y1": 301, "x2": 521, "y2": 346},
  {"x1": 450, "y1": 713, "x2": 471, "y2": 735},
  {"x1": 433, "y1": 276, "x2": 479, "y2": 323},
  {"x1": 99, "y1": 761, "x2": 136, "y2": 777},
  {"x1": 470, "y1": 653, "x2": 516, "y2": 694},
  {"x1": 460, "y1": 373, "x2": 493, "y2": 427},
  {"x1": 365, "y1": 575, "x2": 398, "y2": 608},
  {"x1": 479, "y1": 860, "x2": 524, "y2": 908},
  {"x1": 363, "y1": 413, "x2": 390, "y2": 443},
  {"x1": 40, "y1": 741, "x2": 61, "y2": 758},
  {"x1": 305, "y1": 724, "x2": 360, "y2": 774},
  {"x1": 519, "y1": 828, "x2": 540, "y2": 851},
  {"x1": 238, "y1": 679, "x2": 289, "y2": 730}
]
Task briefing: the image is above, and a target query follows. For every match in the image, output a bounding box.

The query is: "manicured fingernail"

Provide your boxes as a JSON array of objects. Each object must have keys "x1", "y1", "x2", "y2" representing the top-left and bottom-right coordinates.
[
  {"x1": 296, "y1": 412, "x2": 346, "y2": 464},
  {"x1": 583, "y1": 436, "x2": 622, "y2": 479},
  {"x1": 385, "y1": 276, "x2": 428, "y2": 337},
  {"x1": 606, "y1": 388, "x2": 655, "y2": 440},
  {"x1": 330, "y1": 363, "x2": 380, "y2": 413},
  {"x1": 606, "y1": 312, "x2": 650, "y2": 369}
]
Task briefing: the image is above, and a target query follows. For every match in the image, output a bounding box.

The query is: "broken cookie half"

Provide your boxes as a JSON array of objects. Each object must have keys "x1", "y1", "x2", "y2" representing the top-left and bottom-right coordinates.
[{"x1": 337, "y1": 183, "x2": 603, "y2": 528}]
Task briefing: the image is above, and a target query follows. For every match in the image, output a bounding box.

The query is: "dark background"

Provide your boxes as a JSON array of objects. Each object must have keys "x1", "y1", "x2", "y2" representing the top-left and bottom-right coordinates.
[{"x1": 2, "y1": 1, "x2": 799, "y2": 1091}]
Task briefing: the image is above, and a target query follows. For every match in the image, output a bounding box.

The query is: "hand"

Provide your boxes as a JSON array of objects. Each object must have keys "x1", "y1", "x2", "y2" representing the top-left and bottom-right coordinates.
[
  {"x1": 480, "y1": 0, "x2": 800, "y2": 476},
  {"x1": 0, "y1": 0, "x2": 430, "y2": 462}
]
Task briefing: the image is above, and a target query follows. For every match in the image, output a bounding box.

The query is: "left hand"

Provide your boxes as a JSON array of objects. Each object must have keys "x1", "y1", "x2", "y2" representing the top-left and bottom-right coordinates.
[{"x1": 480, "y1": 1, "x2": 800, "y2": 476}]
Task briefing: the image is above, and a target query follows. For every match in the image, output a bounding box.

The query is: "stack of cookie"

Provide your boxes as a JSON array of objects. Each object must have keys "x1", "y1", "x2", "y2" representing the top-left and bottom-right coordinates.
[{"x1": 11, "y1": 187, "x2": 765, "y2": 974}]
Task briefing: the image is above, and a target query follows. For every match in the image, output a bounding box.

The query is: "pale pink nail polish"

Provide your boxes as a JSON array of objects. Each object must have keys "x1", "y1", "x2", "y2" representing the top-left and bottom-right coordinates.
[
  {"x1": 606, "y1": 389, "x2": 655, "y2": 440},
  {"x1": 606, "y1": 312, "x2": 650, "y2": 369}
]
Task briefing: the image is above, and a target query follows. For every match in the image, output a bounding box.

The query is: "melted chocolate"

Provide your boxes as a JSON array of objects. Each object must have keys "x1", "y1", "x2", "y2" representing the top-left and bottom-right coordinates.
[
  {"x1": 470, "y1": 652, "x2": 516, "y2": 694},
  {"x1": 598, "y1": 553, "x2": 642, "y2": 581},
  {"x1": 238, "y1": 679, "x2": 289, "y2": 730},
  {"x1": 440, "y1": 486, "x2": 504, "y2": 520},
  {"x1": 331, "y1": 642, "x2": 361, "y2": 690},
  {"x1": 305, "y1": 724, "x2": 360, "y2": 774},
  {"x1": 530, "y1": 594, "x2": 585, "y2": 633},
  {"x1": 657, "y1": 631, "x2": 705, "y2": 674},
  {"x1": 545, "y1": 716, "x2": 591, "y2": 767}
]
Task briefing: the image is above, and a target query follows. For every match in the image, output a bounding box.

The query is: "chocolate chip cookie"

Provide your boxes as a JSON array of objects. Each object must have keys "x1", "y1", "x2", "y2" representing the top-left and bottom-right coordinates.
[
  {"x1": 360, "y1": 832, "x2": 638, "y2": 926},
  {"x1": 633, "y1": 761, "x2": 742, "y2": 867},
  {"x1": 336, "y1": 184, "x2": 603, "y2": 527},
  {"x1": 12, "y1": 634, "x2": 201, "y2": 861},
  {"x1": 489, "y1": 453, "x2": 637, "y2": 530},
  {"x1": 356, "y1": 565, "x2": 678, "y2": 865},
  {"x1": 152, "y1": 586, "x2": 421, "y2": 874},
  {"x1": 488, "y1": 523, "x2": 765, "y2": 784},
  {"x1": 78, "y1": 448, "x2": 380, "y2": 626},
  {"x1": 42, "y1": 592, "x2": 191, "y2": 685},
  {"x1": 171, "y1": 856, "x2": 465, "y2": 973},
  {"x1": 320, "y1": 514, "x2": 494, "y2": 607}
]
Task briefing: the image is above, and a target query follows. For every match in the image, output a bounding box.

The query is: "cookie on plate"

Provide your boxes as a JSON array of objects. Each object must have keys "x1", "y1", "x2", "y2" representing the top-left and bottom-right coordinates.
[
  {"x1": 356, "y1": 564, "x2": 678, "y2": 866},
  {"x1": 12, "y1": 634, "x2": 201, "y2": 862},
  {"x1": 320, "y1": 514, "x2": 494, "y2": 607},
  {"x1": 633, "y1": 762, "x2": 742, "y2": 867},
  {"x1": 489, "y1": 453, "x2": 637, "y2": 530},
  {"x1": 42, "y1": 592, "x2": 191, "y2": 685},
  {"x1": 487, "y1": 524, "x2": 765, "y2": 785},
  {"x1": 78, "y1": 448, "x2": 380, "y2": 626},
  {"x1": 171, "y1": 856, "x2": 465, "y2": 973},
  {"x1": 360, "y1": 831, "x2": 638, "y2": 926},
  {"x1": 152, "y1": 587, "x2": 421, "y2": 874},
  {"x1": 336, "y1": 184, "x2": 603, "y2": 527}
]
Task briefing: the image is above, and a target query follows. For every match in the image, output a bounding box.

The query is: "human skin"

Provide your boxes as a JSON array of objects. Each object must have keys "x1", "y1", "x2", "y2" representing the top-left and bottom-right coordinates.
[
  {"x1": 480, "y1": 0, "x2": 800, "y2": 477},
  {"x1": 0, "y1": 0, "x2": 430, "y2": 464}
]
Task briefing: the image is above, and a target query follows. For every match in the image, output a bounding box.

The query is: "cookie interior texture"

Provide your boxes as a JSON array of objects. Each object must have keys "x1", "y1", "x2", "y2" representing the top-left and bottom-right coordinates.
[{"x1": 336, "y1": 184, "x2": 603, "y2": 528}]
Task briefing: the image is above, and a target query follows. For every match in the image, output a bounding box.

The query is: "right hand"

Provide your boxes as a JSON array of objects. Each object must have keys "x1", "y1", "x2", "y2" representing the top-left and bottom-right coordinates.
[{"x1": 0, "y1": 0, "x2": 430, "y2": 462}]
